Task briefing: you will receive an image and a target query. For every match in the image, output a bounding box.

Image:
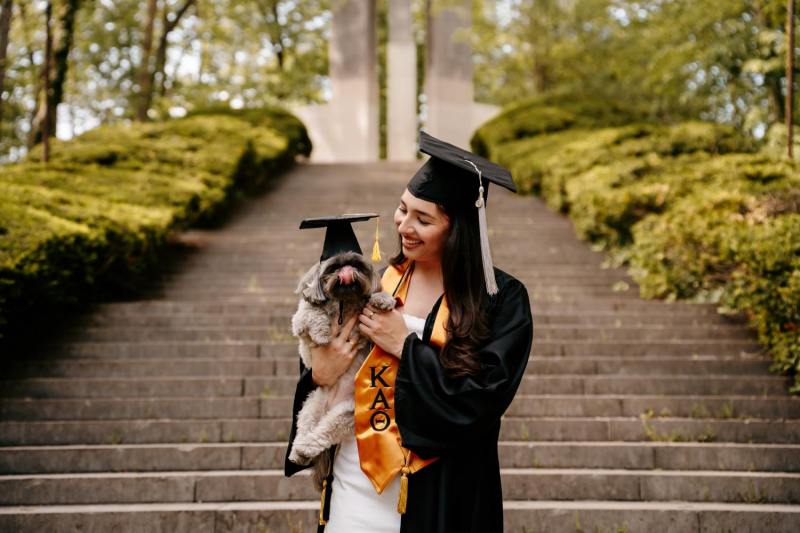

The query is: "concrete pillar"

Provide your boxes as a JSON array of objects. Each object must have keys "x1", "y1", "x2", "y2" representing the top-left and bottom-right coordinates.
[
  {"x1": 387, "y1": 0, "x2": 417, "y2": 161},
  {"x1": 425, "y1": 0, "x2": 473, "y2": 149},
  {"x1": 329, "y1": 0, "x2": 379, "y2": 161}
]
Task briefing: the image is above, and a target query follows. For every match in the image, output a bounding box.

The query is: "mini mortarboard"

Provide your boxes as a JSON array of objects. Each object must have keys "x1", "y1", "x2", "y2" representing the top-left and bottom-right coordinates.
[
  {"x1": 299, "y1": 213, "x2": 381, "y2": 262},
  {"x1": 407, "y1": 131, "x2": 517, "y2": 295}
]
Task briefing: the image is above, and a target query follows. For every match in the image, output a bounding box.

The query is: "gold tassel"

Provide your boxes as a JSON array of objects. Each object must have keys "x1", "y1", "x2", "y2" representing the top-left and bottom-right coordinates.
[
  {"x1": 371, "y1": 216, "x2": 382, "y2": 262},
  {"x1": 319, "y1": 479, "x2": 328, "y2": 525},
  {"x1": 397, "y1": 467, "x2": 409, "y2": 514},
  {"x1": 397, "y1": 448, "x2": 411, "y2": 514}
]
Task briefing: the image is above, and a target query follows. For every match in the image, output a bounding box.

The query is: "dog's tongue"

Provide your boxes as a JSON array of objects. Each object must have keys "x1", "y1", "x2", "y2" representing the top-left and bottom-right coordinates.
[{"x1": 338, "y1": 265, "x2": 355, "y2": 285}]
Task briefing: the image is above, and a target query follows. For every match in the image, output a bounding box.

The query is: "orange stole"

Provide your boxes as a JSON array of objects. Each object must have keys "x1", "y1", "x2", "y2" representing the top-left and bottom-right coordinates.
[{"x1": 354, "y1": 260, "x2": 445, "y2": 503}]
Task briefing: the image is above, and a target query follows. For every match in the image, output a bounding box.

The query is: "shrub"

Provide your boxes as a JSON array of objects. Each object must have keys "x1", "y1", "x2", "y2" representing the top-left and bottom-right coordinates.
[
  {"x1": 0, "y1": 107, "x2": 310, "y2": 348},
  {"x1": 473, "y1": 96, "x2": 800, "y2": 393}
]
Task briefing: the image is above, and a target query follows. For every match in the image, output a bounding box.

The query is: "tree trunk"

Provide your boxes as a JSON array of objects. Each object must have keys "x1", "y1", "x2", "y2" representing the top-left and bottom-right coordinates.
[
  {"x1": 768, "y1": 74, "x2": 786, "y2": 123},
  {"x1": 136, "y1": 0, "x2": 157, "y2": 121},
  {"x1": 271, "y1": 1, "x2": 284, "y2": 70},
  {"x1": 29, "y1": 0, "x2": 80, "y2": 148},
  {"x1": 20, "y1": 2, "x2": 44, "y2": 149},
  {"x1": 42, "y1": 1, "x2": 52, "y2": 162},
  {"x1": 0, "y1": 0, "x2": 13, "y2": 125},
  {"x1": 533, "y1": 57, "x2": 548, "y2": 93},
  {"x1": 142, "y1": 0, "x2": 193, "y2": 118},
  {"x1": 787, "y1": 0, "x2": 795, "y2": 159},
  {"x1": 255, "y1": 0, "x2": 286, "y2": 71}
]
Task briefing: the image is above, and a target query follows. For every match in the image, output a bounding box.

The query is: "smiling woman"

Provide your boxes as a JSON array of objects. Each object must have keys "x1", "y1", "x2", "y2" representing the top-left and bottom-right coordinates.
[{"x1": 285, "y1": 131, "x2": 534, "y2": 533}]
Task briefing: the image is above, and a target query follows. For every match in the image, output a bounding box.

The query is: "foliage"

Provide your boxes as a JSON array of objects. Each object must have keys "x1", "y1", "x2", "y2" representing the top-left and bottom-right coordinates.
[
  {"x1": 1, "y1": 0, "x2": 329, "y2": 159},
  {"x1": 471, "y1": 0, "x2": 797, "y2": 140},
  {"x1": 470, "y1": 91, "x2": 656, "y2": 159},
  {"x1": 473, "y1": 95, "x2": 800, "y2": 393},
  {"x1": 0, "y1": 107, "x2": 309, "y2": 347}
]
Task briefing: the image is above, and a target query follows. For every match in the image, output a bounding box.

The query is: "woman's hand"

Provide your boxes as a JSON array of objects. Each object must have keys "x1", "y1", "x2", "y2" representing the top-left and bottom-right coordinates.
[
  {"x1": 310, "y1": 315, "x2": 359, "y2": 387},
  {"x1": 358, "y1": 304, "x2": 410, "y2": 358}
]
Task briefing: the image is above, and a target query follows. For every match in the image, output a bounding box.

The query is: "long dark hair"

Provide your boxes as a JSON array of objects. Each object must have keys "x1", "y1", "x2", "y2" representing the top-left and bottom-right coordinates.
[{"x1": 390, "y1": 193, "x2": 492, "y2": 378}]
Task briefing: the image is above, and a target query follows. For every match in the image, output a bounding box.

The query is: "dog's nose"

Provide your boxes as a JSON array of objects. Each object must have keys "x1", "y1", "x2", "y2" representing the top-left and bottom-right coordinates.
[{"x1": 338, "y1": 265, "x2": 355, "y2": 285}]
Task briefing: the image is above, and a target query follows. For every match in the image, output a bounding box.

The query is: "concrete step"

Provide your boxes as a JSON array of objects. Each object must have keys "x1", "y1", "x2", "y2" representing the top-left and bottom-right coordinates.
[
  {"x1": 3, "y1": 355, "x2": 775, "y2": 379},
  {"x1": 72, "y1": 311, "x2": 749, "y2": 328},
  {"x1": 1, "y1": 374, "x2": 790, "y2": 399},
  {"x1": 143, "y1": 279, "x2": 646, "y2": 293},
  {"x1": 2, "y1": 442, "x2": 799, "y2": 475},
  {"x1": 0, "y1": 501, "x2": 314, "y2": 533},
  {"x1": 65, "y1": 324, "x2": 755, "y2": 342},
  {"x1": 0, "y1": 377, "x2": 250, "y2": 399},
  {"x1": 89, "y1": 299, "x2": 728, "y2": 316},
  {"x1": 506, "y1": 394, "x2": 800, "y2": 419},
  {"x1": 530, "y1": 339, "x2": 764, "y2": 356},
  {"x1": 33, "y1": 341, "x2": 269, "y2": 359},
  {"x1": 3, "y1": 468, "x2": 800, "y2": 506},
  {"x1": 144, "y1": 280, "x2": 637, "y2": 294},
  {"x1": 503, "y1": 500, "x2": 800, "y2": 533},
  {"x1": 1, "y1": 416, "x2": 798, "y2": 446},
  {"x1": 32, "y1": 338, "x2": 764, "y2": 359},
  {"x1": 3, "y1": 500, "x2": 799, "y2": 533},
  {"x1": 3, "y1": 394, "x2": 798, "y2": 421},
  {"x1": 4, "y1": 358, "x2": 294, "y2": 378}
]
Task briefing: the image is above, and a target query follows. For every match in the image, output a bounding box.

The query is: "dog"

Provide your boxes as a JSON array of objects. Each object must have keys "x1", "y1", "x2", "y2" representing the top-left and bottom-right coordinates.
[{"x1": 288, "y1": 250, "x2": 395, "y2": 490}]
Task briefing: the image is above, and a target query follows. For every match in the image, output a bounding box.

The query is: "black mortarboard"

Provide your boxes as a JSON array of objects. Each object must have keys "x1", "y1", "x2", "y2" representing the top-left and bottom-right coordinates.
[
  {"x1": 406, "y1": 131, "x2": 517, "y2": 295},
  {"x1": 299, "y1": 213, "x2": 380, "y2": 262},
  {"x1": 407, "y1": 130, "x2": 516, "y2": 206}
]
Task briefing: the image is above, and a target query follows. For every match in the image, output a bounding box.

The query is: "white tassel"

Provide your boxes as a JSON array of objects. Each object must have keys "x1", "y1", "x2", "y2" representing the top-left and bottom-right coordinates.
[
  {"x1": 462, "y1": 157, "x2": 498, "y2": 296},
  {"x1": 476, "y1": 191, "x2": 498, "y2": 295}
]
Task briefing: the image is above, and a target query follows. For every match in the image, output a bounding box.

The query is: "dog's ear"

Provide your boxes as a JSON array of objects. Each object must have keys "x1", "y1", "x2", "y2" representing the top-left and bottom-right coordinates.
[{"x1": 296, "y1": 262, "x2": 327, "y2": 303}]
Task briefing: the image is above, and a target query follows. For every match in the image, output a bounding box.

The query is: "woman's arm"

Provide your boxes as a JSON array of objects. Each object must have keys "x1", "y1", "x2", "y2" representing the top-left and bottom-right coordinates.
[{"x1": 394, "y1": 277, "x2": 534, "y2": 455}]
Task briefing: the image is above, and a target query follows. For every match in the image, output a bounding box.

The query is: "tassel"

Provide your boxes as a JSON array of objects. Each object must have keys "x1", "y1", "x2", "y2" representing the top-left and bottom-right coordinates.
[
  {"x1": 319, "y1": 478, "x2": 328, "y2": 526},
  {"x1": 476, "y1": 191, "x2": 498, "y2": 295},
  {"x1": 397, "y1": 448, "x2": 411, "y2": 514},
  {"x1": 372, "y1": 217, "x2": 382, "y2": 262},
  {"x1": 397, "y1": 466, "x2": 410, "y2": 514},
  {"x1": 462, "y1": 157, "x2": 498, "y2": 295}
]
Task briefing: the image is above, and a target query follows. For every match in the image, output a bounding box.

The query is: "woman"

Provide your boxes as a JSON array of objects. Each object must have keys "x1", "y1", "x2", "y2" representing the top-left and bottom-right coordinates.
[{"x1": 285, "y1": 131, "x2": 534, "y2": 533}]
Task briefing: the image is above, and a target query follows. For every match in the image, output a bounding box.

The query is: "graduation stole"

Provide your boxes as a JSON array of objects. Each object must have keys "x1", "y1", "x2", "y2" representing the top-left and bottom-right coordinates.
[{"x1": 353, "y1": 259, "x2": 444, "y2": 513}]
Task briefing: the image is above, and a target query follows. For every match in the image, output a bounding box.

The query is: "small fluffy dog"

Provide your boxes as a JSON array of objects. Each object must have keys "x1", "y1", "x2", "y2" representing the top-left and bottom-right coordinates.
[{"x1": 289, "y1": 250, "x2": 394, "y2": 489}]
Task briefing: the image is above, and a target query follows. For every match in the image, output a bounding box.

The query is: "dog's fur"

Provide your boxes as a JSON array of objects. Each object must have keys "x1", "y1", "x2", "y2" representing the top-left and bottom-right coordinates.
[{"x1": 288, "y1": 251, "x2": 395, "y2": 490}]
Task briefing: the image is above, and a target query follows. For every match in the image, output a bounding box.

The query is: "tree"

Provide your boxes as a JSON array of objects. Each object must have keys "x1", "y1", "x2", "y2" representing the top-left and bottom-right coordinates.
[
  {"x1": 135, "y1": 0, "x2": 195, "y2": 120},
  {"x1": 787, "y1": 0, "x2": 795, "y2": 158},
  {"x1": 0, "y1": 0, "x2": 13, "y2": 124},
  {"x1": 28, "y1": 0, "x2": 80, "y2": 148},
  {"x1": 472, "y1": 0, "x2": 798, "y2": 137},
  {"x1": 1, "y1": 0, "x2": 330, "y2": 159}
]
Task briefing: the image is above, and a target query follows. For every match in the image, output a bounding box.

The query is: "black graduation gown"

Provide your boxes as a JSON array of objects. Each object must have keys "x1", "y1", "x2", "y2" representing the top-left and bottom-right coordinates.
[{"x1": 284, "y1": 267, "x2": 534, "y2": 533}]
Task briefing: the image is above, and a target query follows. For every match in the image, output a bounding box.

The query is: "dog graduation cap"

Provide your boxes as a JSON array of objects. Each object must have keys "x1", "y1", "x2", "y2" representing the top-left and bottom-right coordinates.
[
  {"x1": 408, "y1": 130, "x2": 516, "y2": 295},
  {"x1": 299, "y1": 213, "x2": 381, "y2": 262}
]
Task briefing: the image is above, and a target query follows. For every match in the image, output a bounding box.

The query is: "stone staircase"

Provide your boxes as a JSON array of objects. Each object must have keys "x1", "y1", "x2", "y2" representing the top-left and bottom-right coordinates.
[{"x1": 1, "y1": 162, "x2": 799, "y2": 532}]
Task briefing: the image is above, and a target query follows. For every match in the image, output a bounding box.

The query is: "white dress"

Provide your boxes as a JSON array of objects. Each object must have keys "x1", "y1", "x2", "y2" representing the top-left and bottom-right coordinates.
[{"x1": 323, "y1": 313, "x2": 427, "y2": 533}]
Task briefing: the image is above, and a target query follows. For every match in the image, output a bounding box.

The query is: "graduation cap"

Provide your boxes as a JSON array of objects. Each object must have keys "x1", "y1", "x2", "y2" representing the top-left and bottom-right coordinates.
[
  {"x1": 407, "y1": 130, "x2": 517, "y2": 295},
  {"x1": 299, "y1": 213, "x2": 382, "y2": 263}
]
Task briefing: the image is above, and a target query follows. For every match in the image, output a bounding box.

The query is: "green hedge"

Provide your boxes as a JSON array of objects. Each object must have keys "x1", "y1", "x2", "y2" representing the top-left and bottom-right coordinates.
[
  {"x1": 0, "y1": 107, "x2": 310, "y2": 346},
  {"x1": 472, "y1": 99, "x2": 800, "y2": 394}
]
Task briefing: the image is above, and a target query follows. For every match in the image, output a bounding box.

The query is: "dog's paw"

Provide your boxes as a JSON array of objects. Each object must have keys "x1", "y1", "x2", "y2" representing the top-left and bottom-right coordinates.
[{"x1": 369, "y1": 291, "x2": 396, "y2": 311}]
